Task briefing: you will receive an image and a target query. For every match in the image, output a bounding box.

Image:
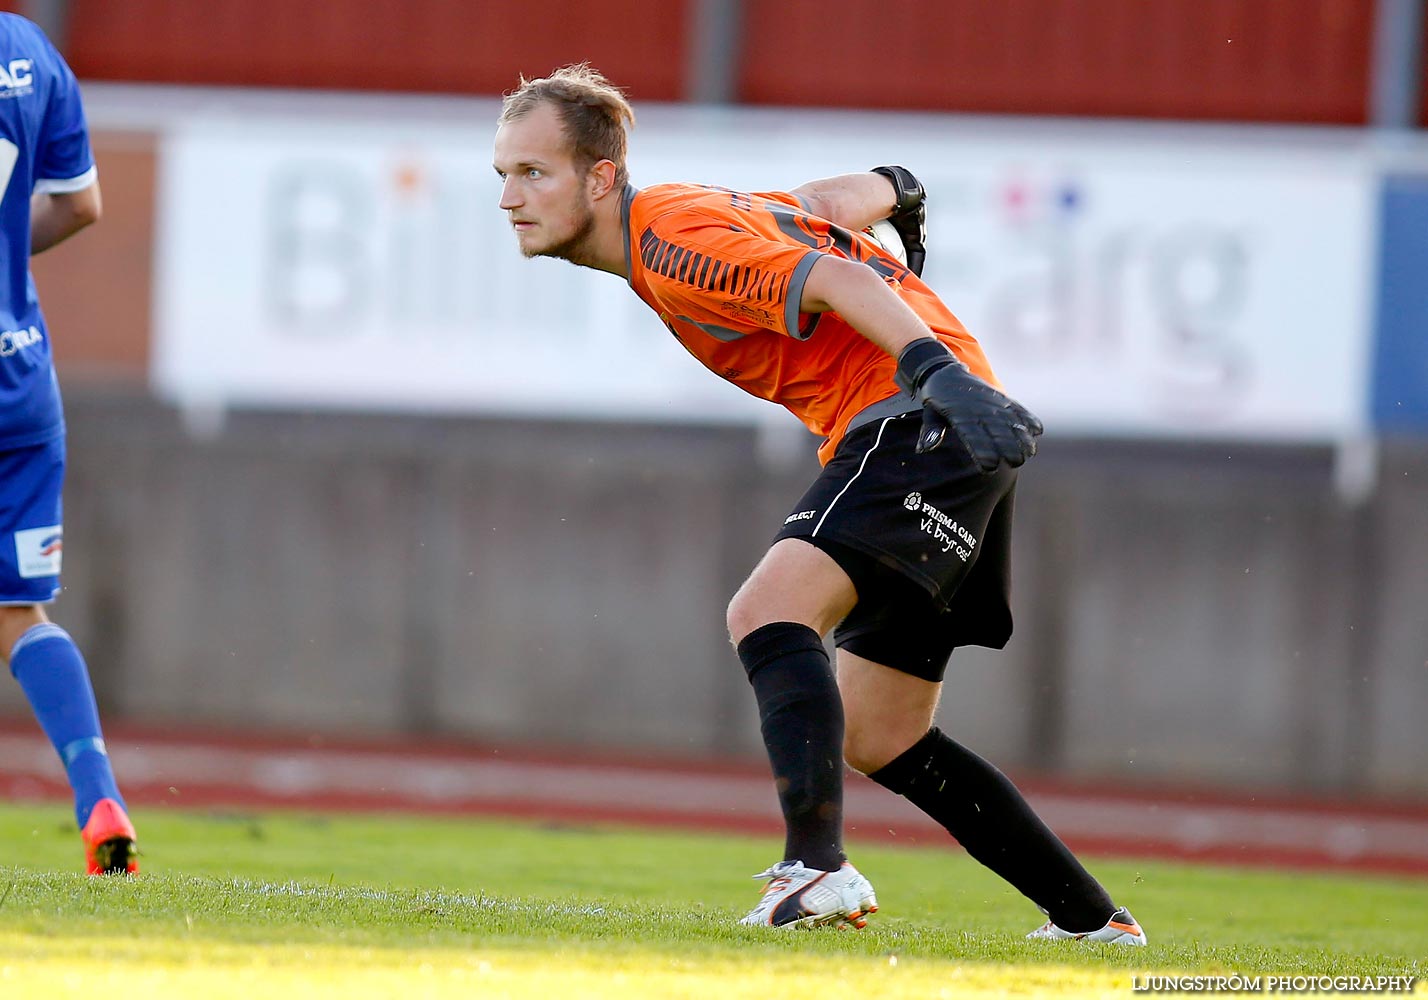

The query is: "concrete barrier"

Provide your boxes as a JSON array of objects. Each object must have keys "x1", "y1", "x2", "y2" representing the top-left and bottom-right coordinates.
[{"x1": 4, "y1": 391, "x2": 1423, "y2": 799}]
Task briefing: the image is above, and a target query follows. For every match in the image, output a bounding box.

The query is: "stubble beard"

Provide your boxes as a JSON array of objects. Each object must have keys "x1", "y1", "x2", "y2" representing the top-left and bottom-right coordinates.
[{"x1": 524, "y1": 203, "x2": 598, "y2": 267}]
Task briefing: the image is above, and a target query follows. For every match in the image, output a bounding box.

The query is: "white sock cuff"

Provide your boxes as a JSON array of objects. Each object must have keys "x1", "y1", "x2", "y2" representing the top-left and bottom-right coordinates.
[{"x1": 9, "y1": 622, "x2": 70, "y2": 661}]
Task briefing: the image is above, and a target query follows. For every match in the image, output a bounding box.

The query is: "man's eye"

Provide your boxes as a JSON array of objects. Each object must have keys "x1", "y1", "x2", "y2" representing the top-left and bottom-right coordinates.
[{"x1": 526, "y1": 168, "x2": 542, "y2": 179}]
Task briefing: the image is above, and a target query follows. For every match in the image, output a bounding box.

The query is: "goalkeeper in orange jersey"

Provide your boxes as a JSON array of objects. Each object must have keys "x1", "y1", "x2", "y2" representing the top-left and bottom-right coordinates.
[{"x1": 492, "y1": 64, "x2": 1143, "y2": 943}]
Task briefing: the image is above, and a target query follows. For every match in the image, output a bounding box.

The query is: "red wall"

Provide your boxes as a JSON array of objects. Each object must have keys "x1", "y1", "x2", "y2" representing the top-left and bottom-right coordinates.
[
  {"x1": 1421, "y1": 9, "x2": 1428, "y2": 127},
  {"x1": 64, "y1": 0, "x2": 690, "y2": 100},
  {"x1": 739, "y1": 0, "x2": 1374, "y2": 124},
  {"x1": 35, "y1": 134, "x2": 156, "y2": 380},
  {"x1": 42, "y1": 0, "x2": 1404, "y2": 125}
]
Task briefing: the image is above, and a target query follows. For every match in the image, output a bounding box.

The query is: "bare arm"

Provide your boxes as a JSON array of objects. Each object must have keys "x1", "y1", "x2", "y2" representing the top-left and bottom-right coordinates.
[
  {"x1": 799, "y1": 253, "x2": 929, "y2": 357},
  {"x1": 790, "y1": 172, "x2": 897, "y2": 230},
  {"x1": 800, "y1": 253, "x2": 1042, "y2": 470},
  {"x1": 31, "y1": 181, "x2": 102, "y2": 254}
]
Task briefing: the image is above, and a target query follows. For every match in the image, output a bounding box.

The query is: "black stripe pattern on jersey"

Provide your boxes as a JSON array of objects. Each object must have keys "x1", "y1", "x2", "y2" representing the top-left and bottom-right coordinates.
[{"x1": 639, "y1": 231, "x2": 781, "y2": 302}]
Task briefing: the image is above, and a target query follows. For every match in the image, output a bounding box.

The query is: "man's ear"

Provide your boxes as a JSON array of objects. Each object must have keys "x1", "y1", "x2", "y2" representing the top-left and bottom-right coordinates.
[{"x1": 588, "y1": 159, "x2": 619, "y2": 201}]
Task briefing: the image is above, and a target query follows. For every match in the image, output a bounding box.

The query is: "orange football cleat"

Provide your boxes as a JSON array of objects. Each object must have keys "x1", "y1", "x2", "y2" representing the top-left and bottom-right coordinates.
[
  {"x1": 1027, "y1": 905, "x2": 1146, "y2": 945},
  {"x1": 80, "y1": 797, "x2": 138, "y2": 875}
]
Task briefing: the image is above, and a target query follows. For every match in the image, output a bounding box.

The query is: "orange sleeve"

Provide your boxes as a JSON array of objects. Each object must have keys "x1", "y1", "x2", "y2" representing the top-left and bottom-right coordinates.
[{"x1": 636, "y1": 209, "x2": 823, "y2": 340}]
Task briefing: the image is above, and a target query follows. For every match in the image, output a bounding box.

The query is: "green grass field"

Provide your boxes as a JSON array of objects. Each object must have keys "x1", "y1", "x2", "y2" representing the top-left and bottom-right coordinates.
[{"x1": 1, "y1": 802, "x2": 1423, "y2": 998}]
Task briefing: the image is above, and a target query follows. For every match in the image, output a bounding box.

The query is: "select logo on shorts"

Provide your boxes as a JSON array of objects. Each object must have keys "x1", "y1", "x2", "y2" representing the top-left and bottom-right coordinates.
[
  {"x1": 14, "y1": 524, "x2": 62, "y2": 578},
  {"x1": 784, "y1": 509, "x2": 817, "y2": 524}
]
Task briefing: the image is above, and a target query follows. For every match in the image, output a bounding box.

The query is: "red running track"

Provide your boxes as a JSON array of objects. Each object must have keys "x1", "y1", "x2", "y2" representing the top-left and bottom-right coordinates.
[{"x1": 2, "y1": 718, "x2": 1427, "y2": 877}]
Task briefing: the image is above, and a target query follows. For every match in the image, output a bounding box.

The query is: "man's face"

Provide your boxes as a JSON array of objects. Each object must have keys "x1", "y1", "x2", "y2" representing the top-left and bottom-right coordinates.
[{"x1": 493, "y1": 101, "x2": 595, "y2": 261}]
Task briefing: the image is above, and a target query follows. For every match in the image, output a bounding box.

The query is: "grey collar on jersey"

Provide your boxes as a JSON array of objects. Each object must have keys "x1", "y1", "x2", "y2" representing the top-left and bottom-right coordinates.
[{"x1": 621, "y1": 183, "x2": 639, "y2": 286}]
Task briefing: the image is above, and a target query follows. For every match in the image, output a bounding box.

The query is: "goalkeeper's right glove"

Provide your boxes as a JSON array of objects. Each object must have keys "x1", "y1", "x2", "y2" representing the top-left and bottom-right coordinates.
[
  {"x1": 870, "y1": 164, "x2": 927, "y2": 278},
  {"x1": 894, "y1": 337, "x2": 1043, "y2": 472}
]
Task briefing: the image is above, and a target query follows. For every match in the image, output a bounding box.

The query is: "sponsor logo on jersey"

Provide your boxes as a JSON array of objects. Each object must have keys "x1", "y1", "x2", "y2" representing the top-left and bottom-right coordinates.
[
  {"x1": 784, "y1": 509, "x2": 817, "y2": 524},
  {"x1": 0, "y1": 59, "x2": 34, "y2": 98},
  {"x1": 903, "y1": 492, "x2": 923, "y2": 510},
  {"x1": 14, "y1": 524, "x2": 62, "y2": 578},
  {"x1": 0, "y1": 326, "x2": 43, "y2": 357}
]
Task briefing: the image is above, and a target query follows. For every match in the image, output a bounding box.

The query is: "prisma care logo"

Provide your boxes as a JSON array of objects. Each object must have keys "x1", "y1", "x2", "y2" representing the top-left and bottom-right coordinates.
[{"x1": 902, "y1": 494, "x2": 977, "y2": 563}]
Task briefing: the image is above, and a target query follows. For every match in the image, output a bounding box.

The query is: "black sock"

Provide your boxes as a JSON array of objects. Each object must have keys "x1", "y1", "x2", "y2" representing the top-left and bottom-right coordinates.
[
  {"x1": 737, "y1": 621, "x2": 845, "y2": 872},
  {"x1": 868, "y1": 727, "x2": 1114, "y2": 932}
]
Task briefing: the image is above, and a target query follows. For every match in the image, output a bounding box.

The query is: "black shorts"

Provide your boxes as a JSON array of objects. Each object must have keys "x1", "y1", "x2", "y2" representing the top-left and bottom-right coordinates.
[{"x1": 773, "y1": 412, "x2": 1018, "y2": 682}]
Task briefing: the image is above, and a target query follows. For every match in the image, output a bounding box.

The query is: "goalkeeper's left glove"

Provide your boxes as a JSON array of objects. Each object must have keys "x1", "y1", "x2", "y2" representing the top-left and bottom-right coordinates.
[
  {"x1": 870, "y1": 164, "x2": 927, "y2": 278},
  {"x1": 894, "y1": 337, "x2": 1043, "y2": 472}
]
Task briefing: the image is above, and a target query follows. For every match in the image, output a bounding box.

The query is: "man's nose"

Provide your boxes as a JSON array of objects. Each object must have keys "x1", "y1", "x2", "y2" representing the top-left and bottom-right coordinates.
[{"x1": 498, "y1": 177, "x2": 521, "y2": 210}]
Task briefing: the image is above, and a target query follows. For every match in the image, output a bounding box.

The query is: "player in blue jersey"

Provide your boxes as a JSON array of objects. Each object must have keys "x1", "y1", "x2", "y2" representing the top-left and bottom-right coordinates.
[{"x1": 0, "y1": 13, "x2": 137, "y2": 875}]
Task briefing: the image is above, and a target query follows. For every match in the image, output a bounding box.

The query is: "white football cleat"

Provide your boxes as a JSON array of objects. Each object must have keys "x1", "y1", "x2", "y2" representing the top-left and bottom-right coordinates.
[
  {"x1": 1026, "y1": 905, "x2": 1147, "y2": 946},
  {"x1": 739, "y1": 860, "x2": 878, "y2": 929}
]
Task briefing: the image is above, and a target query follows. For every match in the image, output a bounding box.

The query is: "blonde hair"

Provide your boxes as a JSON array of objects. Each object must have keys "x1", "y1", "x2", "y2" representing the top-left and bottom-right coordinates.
[{"x1": 500, "y1": 64, "x2": 636, "y2": 187}]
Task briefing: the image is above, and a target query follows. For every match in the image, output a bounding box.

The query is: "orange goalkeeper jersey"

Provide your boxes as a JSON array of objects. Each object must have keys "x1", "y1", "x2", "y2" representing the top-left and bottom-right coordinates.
[{"x1": 621, "y1": 182, "x2": 1000, "y2": 465}]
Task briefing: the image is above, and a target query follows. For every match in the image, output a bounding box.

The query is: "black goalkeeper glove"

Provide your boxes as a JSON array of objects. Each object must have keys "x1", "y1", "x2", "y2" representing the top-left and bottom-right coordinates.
[
  {"x1": 894, "y1": 338, "x2": 1043, "y2": 472},
  {"x1": 870, "y1": 164, "x2": 927, "y2": 278}
]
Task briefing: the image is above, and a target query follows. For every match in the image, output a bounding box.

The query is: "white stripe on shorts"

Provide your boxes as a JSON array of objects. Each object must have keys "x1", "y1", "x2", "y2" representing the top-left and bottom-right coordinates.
[{"x1": 811, "y1": 416, "x2": 895, "y2": 538}]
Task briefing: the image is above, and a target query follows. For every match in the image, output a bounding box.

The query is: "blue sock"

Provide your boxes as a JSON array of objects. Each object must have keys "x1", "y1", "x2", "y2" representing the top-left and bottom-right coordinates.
[{"x1": 9, "y1": 623, "x2": 125, "y2": 828}]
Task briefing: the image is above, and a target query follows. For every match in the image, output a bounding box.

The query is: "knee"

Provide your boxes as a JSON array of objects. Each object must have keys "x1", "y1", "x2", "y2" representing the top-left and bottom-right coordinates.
[
  {"x1": 842, "y1": 717, "x2": 925, "y2": 776},
  {"x1": 725, "y1": 585, "x2": 760, "y2": 646},
  {"x1": 842, "y1": 731, "x2": 893, "y2": 776},
  {"x1": 0, "y1": 604, "x2": 46, "y2": 667}
]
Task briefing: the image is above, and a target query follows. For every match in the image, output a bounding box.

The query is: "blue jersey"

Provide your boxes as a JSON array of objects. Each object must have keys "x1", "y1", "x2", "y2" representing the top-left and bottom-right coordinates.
[{"x1": 0, "y1": 14, "x2": 94, "y2": 449}]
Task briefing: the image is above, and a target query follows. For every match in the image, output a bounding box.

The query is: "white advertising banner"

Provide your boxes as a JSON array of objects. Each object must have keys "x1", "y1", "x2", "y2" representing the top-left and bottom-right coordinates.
[{"x1": 153, "y1": 98, "x2": 1378, "y2": 440}]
